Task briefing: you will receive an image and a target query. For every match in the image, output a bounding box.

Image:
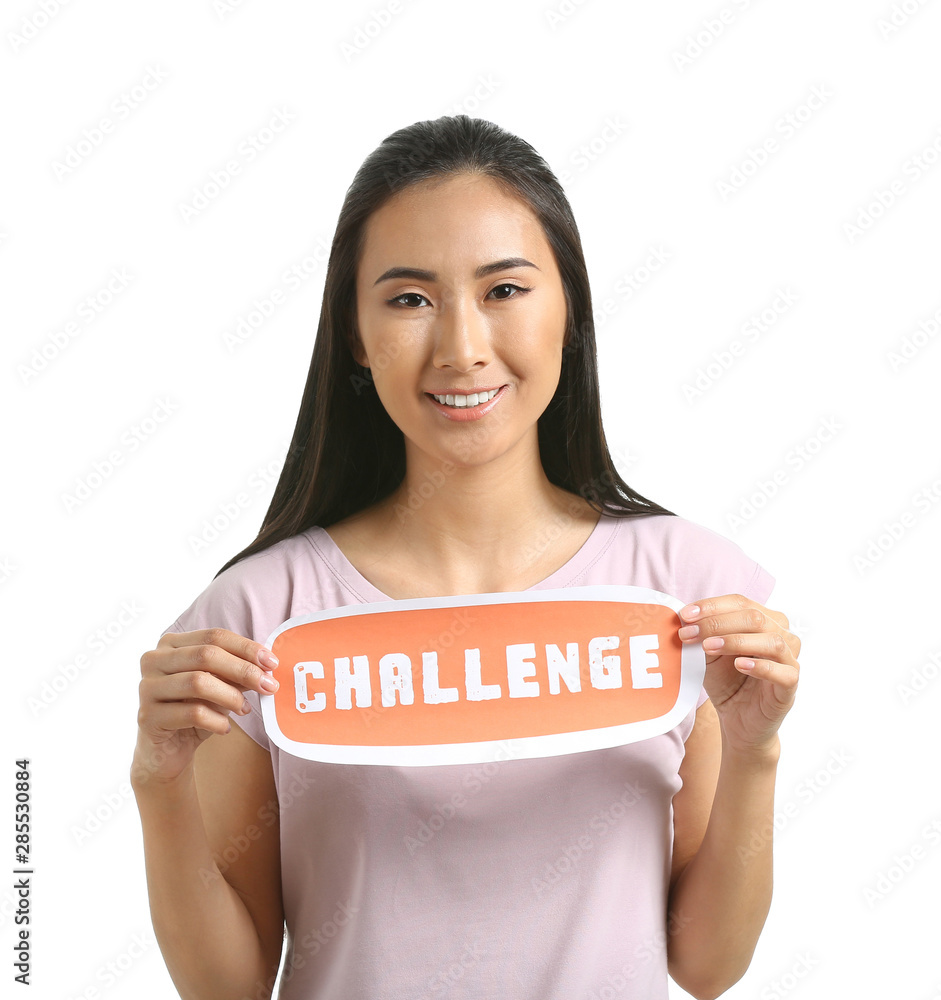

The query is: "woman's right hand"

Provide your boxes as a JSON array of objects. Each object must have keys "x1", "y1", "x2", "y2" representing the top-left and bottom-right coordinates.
[{"x1": 132, "y1": 628, "x2": 280, "y2": 787}]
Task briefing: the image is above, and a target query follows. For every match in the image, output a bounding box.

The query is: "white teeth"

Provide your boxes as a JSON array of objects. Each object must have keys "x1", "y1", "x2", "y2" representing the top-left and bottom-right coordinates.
[{"x1": 432, "y1": 389, "x2": 498, "y2": 407}]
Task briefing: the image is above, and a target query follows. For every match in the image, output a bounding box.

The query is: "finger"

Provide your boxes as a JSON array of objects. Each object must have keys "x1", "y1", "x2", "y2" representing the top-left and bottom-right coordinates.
[
  {"x1": 762, "y1": 607, "x2": 790, "y2": 631},
  {"x1": 680, "y1": 593, "x2": 752, "y2": 622},
  {"x1": 700, "y1": 630, "x2": 799, "y2": 666},
  {"x1": 679, "y1": 596, "x2": 800, "y2": 658},
  {"x1": 158, "y1": 627, "x2": 279, "y2": 670},
  {"x1": 145, "y1": 629, "x2": 280, "y2": 697},
  {"x1": 138, "y1": 697, "x2": 236, "y2": 738},
  {"x1": 678, "y1": 604, "x2": 771, "y2": 643},
  {"x1": 140, "y1": 672, "x2": 255, "y2": 719},
  {"x1": 733, "y1": 655, "x2": 800, "y2": 697},
  {"x1": 756, "y1": 608, "x2": 801, "y2": 658}
]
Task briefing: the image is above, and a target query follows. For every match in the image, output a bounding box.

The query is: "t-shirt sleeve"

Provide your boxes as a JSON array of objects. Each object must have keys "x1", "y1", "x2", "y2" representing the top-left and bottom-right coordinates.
[{"x1": 159, "y1": 570, "x2": 271, "y2": 752}]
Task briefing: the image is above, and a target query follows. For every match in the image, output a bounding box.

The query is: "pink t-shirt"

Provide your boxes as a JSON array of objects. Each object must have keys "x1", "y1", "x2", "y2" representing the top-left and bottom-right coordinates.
[{"x1": 162, "y1": 511, "x2": 774, "y2": 999}]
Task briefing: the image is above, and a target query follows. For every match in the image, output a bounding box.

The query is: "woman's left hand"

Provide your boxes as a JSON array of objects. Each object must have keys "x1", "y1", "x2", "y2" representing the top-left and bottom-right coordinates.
[{"x1": 678, "y1": 594, "x2": 800, "y2": 756}]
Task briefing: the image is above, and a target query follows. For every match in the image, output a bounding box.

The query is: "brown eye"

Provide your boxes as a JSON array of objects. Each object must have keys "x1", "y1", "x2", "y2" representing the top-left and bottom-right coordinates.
[
  {"x1": 388, "y1": 292, "x2": 429, "y2": 308},
  {"x1": 489, "y1": 284, "x2": 532, "y2": 300}
]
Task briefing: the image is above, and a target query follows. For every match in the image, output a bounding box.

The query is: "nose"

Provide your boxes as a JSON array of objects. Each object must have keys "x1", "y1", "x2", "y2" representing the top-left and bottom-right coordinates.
[{"x1": 432, "y1": 294, "x2": 492, "y2": 372}]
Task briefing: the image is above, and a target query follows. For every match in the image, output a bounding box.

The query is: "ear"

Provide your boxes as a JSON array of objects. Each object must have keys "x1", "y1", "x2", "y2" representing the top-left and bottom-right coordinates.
[
  {"x1": 352, "y1": 343, "x2": 369, "y2": 368},
  {"x1": 349, "y1": 318, "x2": 369, "y2": 368}
]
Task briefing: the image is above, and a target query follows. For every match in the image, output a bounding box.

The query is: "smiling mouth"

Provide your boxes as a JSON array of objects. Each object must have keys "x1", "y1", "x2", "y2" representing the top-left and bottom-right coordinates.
[{"x1": 427, "y1": 389, "x2": 500, "y2": 408}]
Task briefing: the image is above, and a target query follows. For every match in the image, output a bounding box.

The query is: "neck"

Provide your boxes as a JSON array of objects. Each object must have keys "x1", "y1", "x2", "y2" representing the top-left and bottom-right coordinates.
[{"x1": 372, "y1": 435, "x2": 598, "y2": 591}]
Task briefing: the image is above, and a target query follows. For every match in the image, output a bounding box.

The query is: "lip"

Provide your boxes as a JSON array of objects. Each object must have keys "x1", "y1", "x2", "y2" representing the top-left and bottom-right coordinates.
[{"x1": 424, "y1": 385, "x2": 507, "y2": 422}]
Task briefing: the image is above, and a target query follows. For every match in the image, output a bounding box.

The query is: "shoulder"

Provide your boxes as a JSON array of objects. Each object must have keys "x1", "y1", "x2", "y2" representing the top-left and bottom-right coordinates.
[
  {"x1": 602, "y1": 512, "x2": 776, "y2": 606},
  {"x1": 162, "y1": 528, "x2": 325, "y2": 645},
  {"x1": 603, "y1": 510, "x2": 751, "y2": 556},
  {"x1": 621, "y1": 511, "x2": 754, "y2": 554}
]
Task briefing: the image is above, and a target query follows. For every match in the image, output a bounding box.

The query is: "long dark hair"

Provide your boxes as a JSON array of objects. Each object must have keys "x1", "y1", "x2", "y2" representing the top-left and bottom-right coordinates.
[{"x1": 215, "y1": 115, "x2": 674, "y2": 578}]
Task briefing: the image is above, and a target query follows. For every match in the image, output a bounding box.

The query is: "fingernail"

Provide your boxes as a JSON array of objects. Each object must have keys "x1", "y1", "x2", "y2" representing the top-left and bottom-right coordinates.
[
  {"x1": 737, "y1": 658, "x2": 756, "y2": 671},
  {"x1": 678, "y1": 624, "x2": 700, "y2": 639},
  {"x1": 260, "y1": 674, "x2": 279, "y2": 692},
  {"x1": 702, "y1": 636, "x2": 724, "y2": 651},
  {"x1": 259, "y1": 648, "x2": 279, "y2": 669},
  {"x1": 681, "y1": 605, "x2": 700, "y2": 620}
]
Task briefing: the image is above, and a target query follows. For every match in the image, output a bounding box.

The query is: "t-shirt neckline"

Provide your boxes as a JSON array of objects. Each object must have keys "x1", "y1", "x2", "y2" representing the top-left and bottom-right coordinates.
[{"x1": 308, "y1": 510, "x2": 617, "y2": 604}]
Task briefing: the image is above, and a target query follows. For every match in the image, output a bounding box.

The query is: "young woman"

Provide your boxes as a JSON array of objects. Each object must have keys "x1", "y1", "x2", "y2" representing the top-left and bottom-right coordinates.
[{"x1": 132, "y1": 115, "x2": 800, "y2": 1000}]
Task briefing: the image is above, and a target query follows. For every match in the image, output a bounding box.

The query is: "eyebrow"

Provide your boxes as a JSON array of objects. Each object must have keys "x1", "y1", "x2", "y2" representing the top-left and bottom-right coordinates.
[{"x1": 372, "y1": 257, "x2": 540, "y2": 286}]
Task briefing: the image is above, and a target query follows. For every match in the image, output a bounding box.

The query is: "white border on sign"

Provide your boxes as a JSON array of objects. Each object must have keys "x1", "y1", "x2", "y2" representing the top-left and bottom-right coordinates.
[{"x1": 259, "y1": 585, "x2": 705, "y2": 766}]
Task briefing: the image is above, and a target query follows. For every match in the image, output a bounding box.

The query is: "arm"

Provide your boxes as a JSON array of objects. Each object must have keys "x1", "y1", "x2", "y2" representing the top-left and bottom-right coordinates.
[
  {"x1": 131, "y1": 630, "x2": 285, "y2": 1000},
  {"x1": 666, "y1": 594, "x2": 800, "y2": 999},
  {"x1": 667, "y1": 699, "x2": 778, "y2": 999}
]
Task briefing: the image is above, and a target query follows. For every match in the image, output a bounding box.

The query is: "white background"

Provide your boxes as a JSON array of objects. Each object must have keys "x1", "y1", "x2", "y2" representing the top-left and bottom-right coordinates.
[{"x1": 4, "y1": 1, "x2": 940, "y2": 997}]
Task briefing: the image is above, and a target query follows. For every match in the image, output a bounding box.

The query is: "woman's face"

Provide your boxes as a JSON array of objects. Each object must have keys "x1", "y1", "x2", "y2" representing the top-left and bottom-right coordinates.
[{"x1": 354, "y1": 172, "x2": 569, "y2": 472}]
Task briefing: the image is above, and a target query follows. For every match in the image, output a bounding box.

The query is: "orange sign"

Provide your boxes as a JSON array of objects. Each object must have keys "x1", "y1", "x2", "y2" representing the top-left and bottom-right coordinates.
[{"x1": 260, "y1": 586, "x2": 705, "y2": 765}]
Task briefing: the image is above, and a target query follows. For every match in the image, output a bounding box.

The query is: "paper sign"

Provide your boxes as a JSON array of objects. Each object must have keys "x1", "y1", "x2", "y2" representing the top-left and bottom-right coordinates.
[{"x1": 260, "y1": 585, "x2": 705, "y2": 766}]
